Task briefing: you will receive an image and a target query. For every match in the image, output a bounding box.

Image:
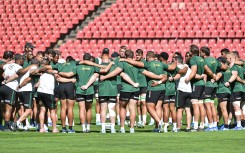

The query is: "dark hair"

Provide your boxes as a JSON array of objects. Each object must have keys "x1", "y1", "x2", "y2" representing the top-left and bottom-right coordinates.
[
  {"x1": 83, "y1": 53, "x2": 91, "y2": 60},
  {"x1": 232, "y1": 51, "x2": 239, "y2": 58},
  {"x1": 111, "y1": 52, "x2": 119, "y2": 58},
  {"x1": 41, "y1": 59, "x2": 50, "y2": 65},
  {"x1": 200, "y1": 46, "x2": 210, "y2": 56},
  {"x1": 36, "y1": 51, "x2": 44, "y2": 56},
  {"x1": 3, "y1": 50, "x2": 14, "y2": 59},
  {"x1": 136, "y1": 49, "x2": 143, "y2": 55},
  {"x1": 91, "y1": 56, "x2": 95, "y2": 62},
  {"x1": 31, "y1": 58, "x2": 39, "y2": 64},
  {"x1": 66, "y1": 56, "x2": 75, "y2": 62},
  {"x1": 221, "y1": 48, "x2": 230, "y2": 54},
  {"x1": 102, "y1": 48, "x2": 109, "y2": 55},
  {"x1": 217, "y1": 57, "x2": 227, "y2": 64},
  {"x1": 174, "y1": 52, "x2": 182, "y2": 58},
  {"x1": 120, "y1": 46, "x2": 127, "y2": 50},
  {"x1": 160, "y1": 52, "x2": 169, "y2": 61},
  {"x1": 146, "y1": 51, "x2": 155, "y2": 58},
  {"x1": 125, "y1": 50, "x2": 134, "y2": 58},
  {"x1": 175, "y1": 55, "x2": 183, "y2": 63},
  {"x1": 189, "y1": 44, "x2": 199, "y2": 56}
]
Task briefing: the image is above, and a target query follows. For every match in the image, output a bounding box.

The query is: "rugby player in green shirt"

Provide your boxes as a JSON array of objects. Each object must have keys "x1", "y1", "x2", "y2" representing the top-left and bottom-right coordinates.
[{"x1": 101, "y1": 50, "x2": 165, "y2": 133}]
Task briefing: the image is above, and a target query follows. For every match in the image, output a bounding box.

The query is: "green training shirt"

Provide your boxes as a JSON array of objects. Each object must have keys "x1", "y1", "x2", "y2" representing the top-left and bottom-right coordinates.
[
  {"x1": 137, "y1": 59, "x2": 147, "y2": 88},
  {"x1": 98, "y1": 62, "x2": 118, "y2": 96},
  {"x1": 230, "y1": 64, "x2": 245, "y2": 92},
  {"x1": 204, "y1": 57, "x2": 222, "y2": 87},
  {"x1": 189, "y1": 56, "x2": 205, "y2": 86},
  {"x1": 165, "y1": 67, "x2": 178, "y2": 96},
  {"x1": 143, "y1": 60, "x2": 168, "y2": 91},
  {"x1": 51, "y1": 61, "x2": 77, "y2": 72},
  {"x1": 117, "y1": 61, "x2": 140, "y2": 92},
  {"x1": 73, "y1": 64, "x2": 100, "y2": 95},
  {"x1": 216, "y1": 68, "x2": 232, "y2": 94}
]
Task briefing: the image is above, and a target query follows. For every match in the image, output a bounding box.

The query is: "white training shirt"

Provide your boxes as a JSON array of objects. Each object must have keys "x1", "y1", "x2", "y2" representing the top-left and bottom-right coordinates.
[
  {"x1": 37, "y1": 73, "x2": 55, "y2": 95},
  {"x1": 18, "y1": 65, "x2": 38, "y2": 92},
  {"x1": 3, "y1": 63, "x2": 22, "y2": 91},
  {"x1": 176, "y1": 64, "x2": 192, "y2": 93}
]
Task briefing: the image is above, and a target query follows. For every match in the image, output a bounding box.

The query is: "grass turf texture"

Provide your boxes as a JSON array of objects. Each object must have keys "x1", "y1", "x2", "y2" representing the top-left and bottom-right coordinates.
[{"x1": 1, "y1": 101, "x2": 245, "y2": 153}]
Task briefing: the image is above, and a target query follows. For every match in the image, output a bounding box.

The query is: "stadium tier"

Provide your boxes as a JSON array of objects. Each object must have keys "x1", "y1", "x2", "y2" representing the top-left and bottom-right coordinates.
[
  {"x1": 0, "y1": 0, "x2": 101, "y2": 54},
  {"x1": 0, "y1": 0, "x2": 245, "y2": 59}
]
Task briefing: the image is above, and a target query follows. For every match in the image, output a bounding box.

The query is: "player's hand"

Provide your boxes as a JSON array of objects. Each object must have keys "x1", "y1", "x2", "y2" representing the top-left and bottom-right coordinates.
[
  {"x1": 100, "y1": 75, "x2": 105, "y2": 81},
  {"x1": 71, "y1": 78, "x2": 76, "y2": 83},
  {"x1": 34, "y1": 83, "x2": 39, "y2": 88},
  {"x1": 211, "y1": 79, "x2": 215, "y2": 83},
  {"x1": 119, "y1": 59, "x2": 125, "y2": 62},
  {"x1": 185, "y1": 78, "x2": 190, "y2": 83},
  {"x1": 133, "y1": 83, "x2": 139, "y2": 88},
  {"x1": 224, "y1": 82, "x2": 230, "y2": 87},
  {"x1": 52, "y1": 70, "x2": 58, "y2": 74},
  {"x1": 110, "y1": 61, "x2": 115, "y2": 65},
  {"x1": 99, "y1": 65, "x2": 106, "y2": 69},
  {"x1": 169, "y1": 76, "x2": 173, "y2": 82},
  {"x1": 81, "y1": 85, "x2": 88, "y2": 90},
  {"x1": 151, "y1": 81, "x2": 159, "y2": 87}
]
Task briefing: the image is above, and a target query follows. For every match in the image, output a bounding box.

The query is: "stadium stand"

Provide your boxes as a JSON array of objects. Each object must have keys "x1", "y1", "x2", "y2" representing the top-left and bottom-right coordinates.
[{"x1": 0, "y1": 0, "x2": 244, "y2": 59}]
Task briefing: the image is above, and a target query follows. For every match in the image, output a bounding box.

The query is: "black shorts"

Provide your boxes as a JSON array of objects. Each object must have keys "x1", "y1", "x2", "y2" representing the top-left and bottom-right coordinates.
[
  {"x1": 76, "y1": 94, "x2": 93, "y2": 103},
  {"x1": 54, "y1": 85, "x2": 60, "y2": 99},
  {"x1": 119, "y1": 91, "x2": 140, "y2": 102},
  {"x1": 99, "y1": 96, "x2": 117, "y2": 103},
  {"x1": 18, "y1": 91, "x2": 33, "y2": 108},
  {"x1": 59, "y1": 82, "x2": 75, "y2": 100},
  {"x1": 117, "y1": 84, "x2": 122, "y2": 94},
  {"x1": 242, "y1": 92, "x2": 245, "y2": 101},
  {"x1": 146, "y1": 90, "x2": 165, "y2": 103},
  {"x1": 230, "y1": 92, "x2": 243, "y2": 103},
  {"x1": 139, "y1": 87, "x2": 147, "y2": 95},
  {"x1": 0, "y1": 85, "x2": 16, "y2": 105},
  {"x1": 203, "y1": 87, "x2": 216, "y2": 99},
  {"x1": 216, "y1": 93, "x2": 230, "y2": 103},
  {"x1": 37, "y1": 92, "x2": 56, "y2": 109},
  {"x1": 191, "y1": 85, "x2": 205, "y2": 100},
  {"x1": 163, "y1": 95, "x2": 176, "y2": 103},
  {"x1": 175, "y1": 90, "x2": 192, "y2": 108}
]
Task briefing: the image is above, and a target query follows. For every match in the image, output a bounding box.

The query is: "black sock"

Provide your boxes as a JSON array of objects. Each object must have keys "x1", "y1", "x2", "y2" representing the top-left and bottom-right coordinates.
[
  {"x1": 62, "y1": 127, "x2": 66, "y2": 130},
  {"x1": 224, "y1": 124, "x2": 229, "y2": 128},
  {"x1": 241, "y1": 120, "x2": 245, "y2": 127},
  {"x1": 69, "y1": 126, "x2": 72, "y2": 130}
]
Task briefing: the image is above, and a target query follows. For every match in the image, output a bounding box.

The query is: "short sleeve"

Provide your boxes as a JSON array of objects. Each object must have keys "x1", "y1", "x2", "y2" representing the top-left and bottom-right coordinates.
[
  {"x1": 72, "y1": 66, "x2": 77, "y2": 75},
  {"x1": 139, "y1": 68, "x2": 145, "y2": 73},
  {"x1": 51, "y1": 63, "x2": 58, "y2": 70},
  {"x1": 189, "y1": 58, "x2": 197, "y2": 67},
  {"x1": 231, "y1": 65, "x2": 238, "y2": 72},
  {"x1": 117, "y1": 62, "x2": 124, "y2": 70},
  {"x1": 94, "y1": 66, "x2": 100, "y2": 73},
  {"x1": 142, "y1": 60, "x2": 149, "y2": 69},
  {"x1": 216, "y1": 59, "x2": 222, "y2": 69},
  {"x1": 162, "y1": 63, "x2": 169, "y2": 70},
  {"x1": 15, "y1": 64, "x2": 22, "y2": 72}
]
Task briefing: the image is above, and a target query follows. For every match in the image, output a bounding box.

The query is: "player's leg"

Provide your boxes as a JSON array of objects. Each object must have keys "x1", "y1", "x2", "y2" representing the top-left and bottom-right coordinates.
[
  {"x1": 231, "y1": 92, "x2": 242, "y2": 129},
  {"x1": 108, "y1": 98, "x2": 116, "y2": 133},
  {"x1": 85, "y1": 95, "x2": 93, "y2": 132},
  {"x1": 99, "y1": 97, "x2": 108, "y2": 133},
  {"x1": 39, "y1": 105, "x2": 46, "y2": 133},
  {"x1": 217, "y1": 93, "x2": 229, "y2": 130},
  {"x1": 77, "y1": 95, "x2": 86, "y2": 132},
  {"x1": 169, "y1": 102, "x2": 177, "y2": 132}
]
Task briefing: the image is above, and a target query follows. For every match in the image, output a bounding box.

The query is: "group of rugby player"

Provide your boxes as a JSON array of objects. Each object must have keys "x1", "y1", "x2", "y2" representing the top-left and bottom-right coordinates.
[{"x1": 0, "y1": 42, "x2": 244, "y2": 133}]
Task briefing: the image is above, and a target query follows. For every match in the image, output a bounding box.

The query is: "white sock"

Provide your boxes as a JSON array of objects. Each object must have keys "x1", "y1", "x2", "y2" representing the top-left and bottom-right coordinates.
[
  {"x1": 194, "y1": 121, "x2": 198, "y2": 129},
  {"x1": 173, "y1": 123, "x2": 177, "y2": 129},
  {"x1": 48, "y1": 118, "x2": 52, "y2": 123},
  {"x1": 25, "y1": 118, "x2": 30, "y2": 125},
  {"x1": 101, "y1": 123, "x2": 105, "y2": 131},
  {"x1": 200, "y1": 122, "x2": 204, "y2": 128},
  {"x1": 213, "y1": 122, "x2": 217, "y2": 127},
  {"x1": 164, "y1": 122, "x2": 168, "y2": 128},
  {"x1": 126, "y1": 111, "x2": 130, "y2": 117},
  {"x1": 228, "y1": 119, "x2": 231, "y2": 125},
  {"x1": 169, "y1": 117, "x2": 172, "y2": 123},
  {"x1": 150, "y1": 117, "x2": 155, "y2": 122},
  {"x1": 120, "y1": 127, "x2": 125, "y2": 131},
  {"x1": 17, "y1": 121, "x2": 20, "y2": 126},
  {"x1": 205, "y1": 117, "x2": 208, "y2": 125},
  {"x1": 82, "y1": 124, "x2": 86, "y2": 131},
  {"x1": 87, "y1": 124, "x2": 90, "y2": 130},
  {"x1": 209, "y1": 123, "x2": 213, "y2": 128},
  {"x1": 143, "y1": 115, "x2": 147, "y2": 123},
  {"x1": 237, "y1": 121, "x2": 241, "y2": 127},
  {"x1": 117, "y1": 115, "x2": 120, "y2": 121},
  {"x1": 111, "y1": 123, "x2": 115, "y2": 130},
  {"x1": 96, "y1": 114, "x2": 100, "y2": 122},
  {"x1": 138, "y1": 115, "x2": 142, "y2": 122}
]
